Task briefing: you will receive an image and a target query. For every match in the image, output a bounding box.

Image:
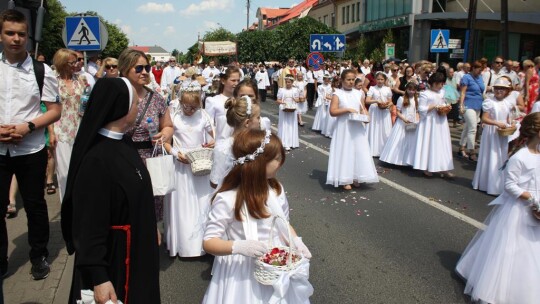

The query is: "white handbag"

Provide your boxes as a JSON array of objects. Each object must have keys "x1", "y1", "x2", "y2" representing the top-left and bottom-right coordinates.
[{"x1": 145, "y1": 143, "x2": 175, "y2": 195}]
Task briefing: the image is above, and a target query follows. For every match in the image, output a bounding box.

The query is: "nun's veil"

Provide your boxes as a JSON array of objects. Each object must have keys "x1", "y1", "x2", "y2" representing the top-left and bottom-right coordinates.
[{"x1": 61, "y1": 77, "x2": 134, "y2": 254}]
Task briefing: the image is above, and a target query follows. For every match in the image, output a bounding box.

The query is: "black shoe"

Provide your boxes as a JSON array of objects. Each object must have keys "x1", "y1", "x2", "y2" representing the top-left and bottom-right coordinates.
[{"x1": 30, "y1": 257, "x2": 49, "y2": 280}]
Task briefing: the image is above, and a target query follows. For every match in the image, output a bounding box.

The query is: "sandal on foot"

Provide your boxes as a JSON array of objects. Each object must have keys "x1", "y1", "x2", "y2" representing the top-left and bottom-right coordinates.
[
  {"x1": 457, "y1": 148, "x2": 468, "y2": 158},
  {"x1": 468, "y1": 154, "x2": 478, "y2": 162},
  {"x1": 440, "y1": 172, "x2": 455, "y2": 179},
  {"x1": 6, "y1": 203, "x2": 16, "y2": 215},
  {"x1": 352, "y1": 181, "x2": 361, "y2": 188},
  {"x1": 46, "y1": 183, "x2": 56, "y2": 195},
  {"x1": 343, "y1": 185, "x2": 352, "y2": 190}
]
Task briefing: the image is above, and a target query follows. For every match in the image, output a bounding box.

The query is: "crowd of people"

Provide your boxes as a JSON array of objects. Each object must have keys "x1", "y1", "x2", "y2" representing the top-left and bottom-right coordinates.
[{"x1": 3, "y1": 6, "x2": 540, "y2": 304}]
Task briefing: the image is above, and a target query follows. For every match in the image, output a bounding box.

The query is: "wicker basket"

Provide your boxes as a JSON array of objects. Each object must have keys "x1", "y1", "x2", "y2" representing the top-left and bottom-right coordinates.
[
  {"x1": 185, "y1": 148, "x2": 213, "y2": 176},
  {"x1": 172, "y1": 109, "x2": 215, "y2": 176},
  {"x1": 497, "y1": 125, "x2": 517, "y2": 137},
  {"x1": 436, "y1": 105, "x2": 452, "y2": 116},
  {"x1": 254, "y1": 216, "x2": 305, "y2": 285}
]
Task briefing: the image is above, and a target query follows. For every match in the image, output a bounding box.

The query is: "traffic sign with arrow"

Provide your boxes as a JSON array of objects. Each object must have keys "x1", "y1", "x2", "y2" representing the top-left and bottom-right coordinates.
[{"x1": 310, "y1": 34, "x2": 346, "y2": 53}]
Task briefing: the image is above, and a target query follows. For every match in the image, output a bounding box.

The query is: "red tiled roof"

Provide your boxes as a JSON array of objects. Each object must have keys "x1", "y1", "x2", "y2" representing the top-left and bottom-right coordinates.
[
  {"x1": 265, "y1": 0, "x2": 318, "y2": 29},
  {"x1": 130, "y1": 46, "x2": 150, "y2": 53},
  {"x1": 259, "y1": 8, "x2": 289, "y2": 19}
]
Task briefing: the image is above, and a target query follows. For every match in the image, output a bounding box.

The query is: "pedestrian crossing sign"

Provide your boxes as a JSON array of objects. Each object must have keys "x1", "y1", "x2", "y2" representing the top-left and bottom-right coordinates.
[
  {"x1": 65, "y1": 16, "x2": 101, "y2": 51},
  {"x1": 430, "y1": 29, "x2": 449, "y2": 53}
]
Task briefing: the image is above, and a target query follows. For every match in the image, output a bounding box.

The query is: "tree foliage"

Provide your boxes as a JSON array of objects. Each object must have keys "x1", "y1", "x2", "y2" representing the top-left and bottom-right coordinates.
[
  {"x1": 39, "y1": 0, "x2": 67, "y2": 62},
  {"x1": 236, "y1": 29, "x2": 277, "y2": 64}
]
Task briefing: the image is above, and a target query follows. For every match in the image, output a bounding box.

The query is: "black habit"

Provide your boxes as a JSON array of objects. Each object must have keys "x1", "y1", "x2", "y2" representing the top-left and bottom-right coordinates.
[{"x1": 61, "y1": 78, "x2": 160, "y2": 304}]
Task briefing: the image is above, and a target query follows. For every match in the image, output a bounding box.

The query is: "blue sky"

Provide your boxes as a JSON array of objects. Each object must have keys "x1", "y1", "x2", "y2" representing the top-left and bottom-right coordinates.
[{"x1": 62, "y1": 0, "x2": 299, "y2": 53}]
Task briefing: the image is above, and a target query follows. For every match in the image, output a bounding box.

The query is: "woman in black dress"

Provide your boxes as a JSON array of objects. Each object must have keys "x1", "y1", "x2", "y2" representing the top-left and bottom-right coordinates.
[{"x1": 61, "y1": 77, "x2": 160, "y2": 304}]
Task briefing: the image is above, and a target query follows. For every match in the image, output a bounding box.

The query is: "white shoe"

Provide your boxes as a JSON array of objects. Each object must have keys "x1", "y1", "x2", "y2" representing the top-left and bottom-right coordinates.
[{"x1": 285, "y1": 147, "x2": 291, "y2": 151}]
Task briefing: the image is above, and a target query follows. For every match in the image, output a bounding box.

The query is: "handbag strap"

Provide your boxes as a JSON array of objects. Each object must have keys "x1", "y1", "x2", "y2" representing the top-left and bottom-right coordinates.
[{"x1": 135, "y1": 88, "x2": 155, "y2": 127}]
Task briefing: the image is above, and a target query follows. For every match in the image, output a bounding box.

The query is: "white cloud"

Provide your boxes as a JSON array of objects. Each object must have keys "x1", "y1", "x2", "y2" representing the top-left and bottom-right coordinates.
[
  {"x1": 137, "y1": 2, "x2": 175, "y2": 13},
  {"x1": 113, "y1": 19, "x2": 122, "y2": 25},
  {"x1": 180, "y1": 0, "x2": 232, "y2": 15},
  {"x1": 164, "y1": 26, "x2": 176, "y2": 36}
]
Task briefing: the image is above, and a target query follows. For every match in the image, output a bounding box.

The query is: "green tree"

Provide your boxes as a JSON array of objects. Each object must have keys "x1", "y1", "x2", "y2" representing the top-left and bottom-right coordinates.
[
  {"x1": 203, "y1": 27, "x2": 236, "y2": 42},
  {"x1": 236, "y1": 30, "x2": 277, "y2": 63},
  {"x1": 39, "y1": 0, "x2": 68, "y2": 61}
]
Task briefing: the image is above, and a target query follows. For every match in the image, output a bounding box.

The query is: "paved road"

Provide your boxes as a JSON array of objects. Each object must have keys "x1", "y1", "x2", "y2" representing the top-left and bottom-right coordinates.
[{"x1": 159, "y1": 99, "x2": 494, "y2": 303}]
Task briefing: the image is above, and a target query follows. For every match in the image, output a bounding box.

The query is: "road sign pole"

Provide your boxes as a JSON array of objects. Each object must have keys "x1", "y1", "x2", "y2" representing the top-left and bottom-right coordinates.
[
  {"x1": 436, "y1": 53, "x2": 439, "y2": 66},
  {"x1": 84, "y1": 51, "x2": 87, "y2": 72}
]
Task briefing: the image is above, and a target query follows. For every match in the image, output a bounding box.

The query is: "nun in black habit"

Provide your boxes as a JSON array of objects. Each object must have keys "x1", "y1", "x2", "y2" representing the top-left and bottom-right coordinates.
[{"x1": 61, "y1": 77, "x2": 160, "y2": 304}]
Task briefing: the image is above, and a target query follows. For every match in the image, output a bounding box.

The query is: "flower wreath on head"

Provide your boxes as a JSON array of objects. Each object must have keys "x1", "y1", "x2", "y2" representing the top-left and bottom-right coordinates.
[
  {"x1": 284, "y1": 76, "x2": 295, "y2": 81},
  {"x1": 233, "y1": 129, "x2": 272, "y2": 166},
  {"x1": 180, "y1": 84, "x2": 202, "y2": 93}
]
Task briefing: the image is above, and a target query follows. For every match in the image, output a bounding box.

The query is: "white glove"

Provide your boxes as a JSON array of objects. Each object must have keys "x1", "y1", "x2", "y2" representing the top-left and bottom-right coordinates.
[
  {"x1": 293, "y1": 237, "x2": 312, "y2": 259},
  {"x1": 232, "y1": 240, "x2": 268, "y2": 258}
]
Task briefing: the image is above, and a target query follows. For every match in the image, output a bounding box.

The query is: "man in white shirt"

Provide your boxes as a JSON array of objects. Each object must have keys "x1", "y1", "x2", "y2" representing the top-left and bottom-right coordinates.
[
  {"x1": 202, "y1": 60, "x2": 220, "y2": 90},
  {"x1": 305, "y1": 65, "x2": 316, "y2": 109},
  {"x1": 160, "y1": 56, "x2": 182, "y2": 99},
  {"x1": 504, "y1": 59, "x2": 519, "y2": 89},
  {"x1": 272, "y1": 65, "x2": 281, "y2": 99},
  {"x1": 483, "y1": 56, "x2": 508, "y2": 98},
  {"x1": 0, "y1": 9, "x2": 61, "y2": 280},
  {"x1": 86, "y1": 53, "x2": 99, "y2": 78},
  {"x1": 255, "y1": 64, "x2": 270, "y2": 102}
]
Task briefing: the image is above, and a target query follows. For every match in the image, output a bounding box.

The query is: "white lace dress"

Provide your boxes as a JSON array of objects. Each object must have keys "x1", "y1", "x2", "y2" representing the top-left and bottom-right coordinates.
[{"x1": 277, "y1": 88, "x2": 299, "y2": 148}]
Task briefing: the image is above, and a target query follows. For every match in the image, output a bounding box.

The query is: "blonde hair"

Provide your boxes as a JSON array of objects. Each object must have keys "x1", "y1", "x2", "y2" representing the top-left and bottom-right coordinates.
[
  {"x1": 523, "y1": 59, "x2": 534, "y2": 69},
  {"x1": 52, "y1": 48, "x2": 77, "y2": 78},
  {"x1": 225, "y1": 96, "x2": 260, "y2": 129},
  {"x1": 96, "y1": 57, "x2": 118, "y2": 78}
]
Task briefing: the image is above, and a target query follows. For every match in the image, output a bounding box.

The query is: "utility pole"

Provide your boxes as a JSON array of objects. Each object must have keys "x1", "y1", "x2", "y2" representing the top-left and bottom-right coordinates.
[
  {"x1": 501, "y1": 0, "x2": 509, "y2": 59},
  {"x1": 246, "y1": 0, "x2": 251, "y2": 30},
  {"x1": 465, "y1": 0, "x2": 478, "y2": 62}
]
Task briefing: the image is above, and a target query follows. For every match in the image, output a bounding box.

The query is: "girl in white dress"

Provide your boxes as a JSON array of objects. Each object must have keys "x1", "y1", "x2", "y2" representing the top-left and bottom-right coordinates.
[
  {"x1": 234, "y1": 79, "x2": 272, "y2": 131},
  {"x1": 210, "y1": 96, "x2": 261, "y2": 189},
  {"x1": 380, "y1": 81, "x2": 419, "y2": 166},
  {"x1": 472, "y1": 77, "x2": 515, "y2": 195},
  {"x1": 456, "y1": 112, "x2": 540, "y2": 304},
  {"x1": 206, "y1": 66, "x2": 241, "y2": 141},
  {"x1": 312, "y1": 74, "x2": 332, "y2": 131},
  {"x1": 412, "y1": 72, "x2": 455, "y2": 177},
  {"x1": 366, "y1": 72, "x2": 393, "y2": 157},
  {"x1": 294, "y1": 73, "x2": 308, "y2": 126},
  {"x1": 163, "y1": 90, "x2": 214, "y2": 257},
  {"x1": 322, "y1": 78, "x2": 339, "y2": 138},
  {"x1": 203, "y1": 129, "x2": 313, "y2": 304},
  {"x1": 326, "y1": 69, "x2": 379, "y2": 190},
  {"x1": 277, "y1": 74, "x2": 299, "y2": 150}
]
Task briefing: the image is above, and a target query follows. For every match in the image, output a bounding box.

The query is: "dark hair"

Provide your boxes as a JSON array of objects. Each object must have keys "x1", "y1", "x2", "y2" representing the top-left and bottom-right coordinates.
[
  {"x1": 436, "y1": 65, "x2": 447, "y2": 78},
  {"x1": 0, "y1": 9, "x2": 27, "y2": 32},
  {"x1": 472, "y1": 60, "x2": 483, "y2": 69},
  {"x1": 427, "y1": 72, "x2": 446, "y2": 86},
  {"x1": 403, "y1": 81, "x2": 418, "y2": 108},
  {"x1": 219, "y1": 66, "x2": 241, "y2": 94},
  {"x1": 233, "y1": 79, "x2": 259, "y2": 101}
]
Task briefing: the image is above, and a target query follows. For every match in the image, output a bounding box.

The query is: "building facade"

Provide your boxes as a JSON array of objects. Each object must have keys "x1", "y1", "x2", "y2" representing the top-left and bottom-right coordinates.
[{"x1": 130, "y1": 45, "x2": 171, "y2": 62}]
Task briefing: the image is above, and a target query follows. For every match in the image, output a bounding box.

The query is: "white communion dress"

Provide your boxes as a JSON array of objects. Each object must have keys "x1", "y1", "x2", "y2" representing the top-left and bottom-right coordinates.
[
  {"x1": 277, "y1": 88, "x2": 299, "y2": 149},
  {"x1": 380, "y1": 96, "x2": 417, "y2": 166},
  {"x1": 366, "y1": 85, "x2": 393, "y2": 157},
  {"x1": 472, "y1": 96, "x2": 514, "y2": 195},
  {"x1": 456, "y1": 147, "x2": 540, "y2": 304},
  {"x1": 203, "y1": 187, "x2": 313, "y2": 304},
  {"x1": 164, "y1": 104, "x2": 213, "y2": 257},
  {"x1": 326, "y1": 88, "x2": 379, "y2": 187}
]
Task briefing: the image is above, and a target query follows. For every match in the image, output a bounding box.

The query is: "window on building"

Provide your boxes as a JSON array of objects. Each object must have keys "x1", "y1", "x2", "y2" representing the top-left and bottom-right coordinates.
[
  {"x1": 319, "y1": 17, "x2": 322, "y2": 23},
  {"x1": 323, "y1": 15, "x2": 328, "y2": 25},
  {"x1": 404, "y1": 0, "x2": 412, "y2": 14},
  {"x1": 387, "y1": 0, "x2": 395, "y2": 17},
  {"x1": 331, "y1": 13, "x2": 335, "y2": 27},
  {"x1": 342, "y1": 6, "x2": 346, "y2": 24},
  {"x1": 357, "y1": 1, "x2": 361, "y2": 22},
  {"x1": 352, "y1": 4, "x2": 355, "y2": 22},
  {"x1": 379, "y1": 0, "x2": 387, "y2": 19},
  {"x1": 346, "y1": 5, "x2": 350, "y2": 24}
]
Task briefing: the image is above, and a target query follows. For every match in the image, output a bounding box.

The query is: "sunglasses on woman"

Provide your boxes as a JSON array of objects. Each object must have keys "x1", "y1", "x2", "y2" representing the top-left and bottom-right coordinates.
[
  {"x1": 105, "y1": 64, "x2": 118, "y2": 69},
  {"x1": 134, "y1": 64, "x2": 151, "y2": 73}
]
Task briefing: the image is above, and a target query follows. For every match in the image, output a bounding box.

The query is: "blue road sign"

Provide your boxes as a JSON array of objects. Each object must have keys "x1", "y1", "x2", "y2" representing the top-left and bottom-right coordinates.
[
  {"x1": 306, "y1": 52, "x2": 324, "y2": 71},
  {"x1": 430, "y1": 29, "x2": 449, "y2": 53},
  {"x1": 310, "y1": 34, "x2": 346, "y2": 53},
  {"x1": 65, "y1": 16, "x2": 101, "y2": 51}
]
